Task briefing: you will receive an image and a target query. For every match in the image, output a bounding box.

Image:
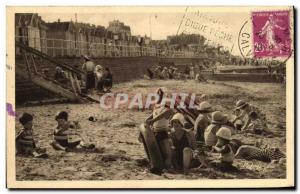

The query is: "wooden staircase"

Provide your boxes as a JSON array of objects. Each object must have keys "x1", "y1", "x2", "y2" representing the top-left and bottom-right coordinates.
[{"x1": 15, "y1": 42, "x2": 99, "y2": 104}]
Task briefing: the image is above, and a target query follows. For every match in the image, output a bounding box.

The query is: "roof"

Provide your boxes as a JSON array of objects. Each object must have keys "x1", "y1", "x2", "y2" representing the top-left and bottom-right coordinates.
[
  {"x1": 107, "y1": 20, "x2": 131, "y2": 34},
  {"x1": 15, "y1": 13, "x2": 47, "y2": 29},
  {"x1": 46, "y1": 21, "x2": 76, "y2": 32}
]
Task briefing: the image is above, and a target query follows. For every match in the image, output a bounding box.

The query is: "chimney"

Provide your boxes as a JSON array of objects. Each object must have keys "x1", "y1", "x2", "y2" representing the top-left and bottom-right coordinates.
[{"x1": 58, "y1": 18, "x2": 60, "y2": 23}]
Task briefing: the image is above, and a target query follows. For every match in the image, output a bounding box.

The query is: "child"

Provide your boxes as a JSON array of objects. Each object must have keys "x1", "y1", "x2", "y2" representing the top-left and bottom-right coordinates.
[
  {"x1": 204, "y1": 111, "x2": 226, "y2": 147},
  {"x1": 51, "y1": 111, "x2": 95, "y2": 151},
  {"x1": 234, "y1": 100, "x2": 268, "y2": 132},
  {"x1": 54, "y1": 66, "x2": 67, "y2": 84},
  {"x1": 102, "y1": 67, "x2": 113, "y2": 92},
  {"x1": 243, "y1": 111, "x2": 274, "y2": 136},
  {"x1": 194, "y1": 101, "x2": 213, "y2": 142},
  {"x1": 211, "y1": 127, "x2": 235, "y2": 171},
  {"x1": 169, "y1": 113, "x2": 207, "y2": 174},
  {"x1": 16, "y1": 113, "x2": 48, "y2": 158},
  {"x1": 94, "y1": 65, "x2": 104, "y2": 92}
]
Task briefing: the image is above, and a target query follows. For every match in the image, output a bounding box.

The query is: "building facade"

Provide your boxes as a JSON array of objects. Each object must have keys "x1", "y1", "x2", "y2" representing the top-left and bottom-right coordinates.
[{"x1": 15, "y1": 13, "x2": 47, "y2": 55}]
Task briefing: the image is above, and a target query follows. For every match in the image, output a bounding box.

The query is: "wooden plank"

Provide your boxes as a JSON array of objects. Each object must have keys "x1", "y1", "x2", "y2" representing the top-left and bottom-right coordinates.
[
  {"x1": 30, "y1": 54, "x2": 38, "y2": 74},
  {"x1": 16, "y1": 44, "x2": 99, "y2": 103},
  {"x1": 73, "y1": 73, "x2": 82, "y2": 95},
  {"x1": 23, "y1": 53, "x2": 32, "y2": 79},
  {"x1": 31, "y1": 75, "x2": 80, "y2": 102},
  {"x1": 68, "y1": 72, "x2": 78, "y2": 96},
  {"x1": 80, "y1": 93, "x2": 100, "y2": 103}
]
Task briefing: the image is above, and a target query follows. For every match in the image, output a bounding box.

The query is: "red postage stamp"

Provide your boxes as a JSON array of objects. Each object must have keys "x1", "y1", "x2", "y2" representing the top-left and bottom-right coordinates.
[{"x1": 252, "y1": 10, "x2": 291, "y2": 58}]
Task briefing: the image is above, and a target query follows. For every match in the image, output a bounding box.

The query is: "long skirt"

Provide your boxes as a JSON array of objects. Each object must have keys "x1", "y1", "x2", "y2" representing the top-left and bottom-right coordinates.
[{"x1": 86, "y1": 72, "x2": 95, "y2": 89}]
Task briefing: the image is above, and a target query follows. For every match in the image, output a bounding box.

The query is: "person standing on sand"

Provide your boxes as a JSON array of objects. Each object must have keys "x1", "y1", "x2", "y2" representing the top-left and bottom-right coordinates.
[
  {"x1": 94, "y1": 64, "x2": 104, "y2": 92},
  {"x1": 102, "y1": 67, "x2": 113, "y2": 92},
  {"x1": 190, "y1": 64, "x2": 195, "y2": 79},
  {"x1": 82, "y1": 55, "x2": 96, "y2": 91}
]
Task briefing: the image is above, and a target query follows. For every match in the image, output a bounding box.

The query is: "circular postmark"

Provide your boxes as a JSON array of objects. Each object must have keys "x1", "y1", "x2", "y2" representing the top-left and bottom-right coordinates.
[{"x1": 238, "y1": 20, "x2": 253, "y2": 58}]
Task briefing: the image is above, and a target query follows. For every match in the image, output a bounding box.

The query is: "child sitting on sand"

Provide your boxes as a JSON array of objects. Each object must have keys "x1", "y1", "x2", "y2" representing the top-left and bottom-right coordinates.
[
  {"x1": 211, "y1": 127, "x2": 235, "y2": 171},
  {"x1": 16, "y1": 113, "x2": 48, "y2": 158},
  {"x1": 50, "y1": 111, "x2": 95, "y2": 151},
  {"x1": 242, "y1": 111, "x2": 274, "y2": 137},
  {"x1": 169, "y1": 113, "x2": 208, "y2": 174}
]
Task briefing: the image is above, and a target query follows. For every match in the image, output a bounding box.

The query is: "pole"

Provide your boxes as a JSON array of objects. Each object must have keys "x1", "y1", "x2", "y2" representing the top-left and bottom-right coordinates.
[{"x1": 149, "y1": 15, "x2": 152, "y2": 39}]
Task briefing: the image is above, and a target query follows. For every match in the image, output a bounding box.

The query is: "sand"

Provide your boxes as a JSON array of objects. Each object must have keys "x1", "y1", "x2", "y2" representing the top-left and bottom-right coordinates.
[{"x1": 15, "y1": 79, "x2": 286, "y2": 180}]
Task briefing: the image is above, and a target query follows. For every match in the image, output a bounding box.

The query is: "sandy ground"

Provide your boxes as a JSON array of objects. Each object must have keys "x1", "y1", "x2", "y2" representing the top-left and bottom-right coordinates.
[{"x1": 15, "y1": 79, "x2": 286, "y2": 180}]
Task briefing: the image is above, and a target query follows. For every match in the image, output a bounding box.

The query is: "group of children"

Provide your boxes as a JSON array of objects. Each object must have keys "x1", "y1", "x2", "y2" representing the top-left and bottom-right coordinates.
[
  {"x1": 16, "y1": 111, "x2": 95, "y2": 158},
  {"x1": 143, "y1": 88, "x2": 284, "y2": 174},
  {"x1": 16, "y1": 86, "x2": 284, "y2": 175},
  {"x1": 145, "y1": 64, "x2": 209, "y2": 82},
  {"x1": 149, "y1": 65, "x2": 181, "y2": 80}
]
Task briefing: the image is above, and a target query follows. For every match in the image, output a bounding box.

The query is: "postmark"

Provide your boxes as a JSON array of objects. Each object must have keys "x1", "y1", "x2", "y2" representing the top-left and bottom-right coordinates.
[
  {"x1": 177, "y1": 7, "x2": 235, "y2": 53},
  {"x1": 238, "y1": 20, "x2": 253, "y2": 58},
  {"x1": 252, "y1": 11, "x2": 291, "y2": 58}
]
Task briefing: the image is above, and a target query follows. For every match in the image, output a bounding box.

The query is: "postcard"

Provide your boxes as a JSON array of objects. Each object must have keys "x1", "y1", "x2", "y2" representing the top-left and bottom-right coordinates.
[{"x1": 6, "y1": 6, "x2": 294, "y2": 188}]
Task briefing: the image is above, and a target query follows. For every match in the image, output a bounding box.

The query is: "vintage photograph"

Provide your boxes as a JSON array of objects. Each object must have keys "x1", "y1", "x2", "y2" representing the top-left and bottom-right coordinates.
[{"x1": 6, "y1": 6, "x2": 294, "y2": 188}]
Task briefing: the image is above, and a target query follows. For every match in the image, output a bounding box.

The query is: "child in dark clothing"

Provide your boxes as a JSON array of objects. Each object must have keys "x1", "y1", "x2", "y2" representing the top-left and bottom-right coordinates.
[
  {"x1": 102, "y1": 67, "x2": 113, "y2": 92},
  {"x1": 170, "y1": 113, "x2": 207, "y2": 173}
]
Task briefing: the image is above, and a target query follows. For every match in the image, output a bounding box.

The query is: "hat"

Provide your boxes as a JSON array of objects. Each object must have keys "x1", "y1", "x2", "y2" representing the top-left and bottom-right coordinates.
[
  {"x1": 55, "y1": 111, "x2": 68, "y2": 121},
  {"x1": 170, "y1": 113, "x2": 186, "y2": 127},
  {"x1": 55, "y1": 66, "x2": 62, "y2": 71},
  {"x1": 83, "y1": 55, "x2": 90, "y2": 60},
  {"x1": 216, "y1": 127, "x2": 232, "y2": 140},
  {"x1": 211, "y1": 111, "x2": 225, "y2": 124},
  {"x1": 235, "y1": 100, "x2": 248, "y2": 110},
  {"x1": 19, "y1": 113, "x2": 33, "y2": 125},
  {"x1": 198, "y1": 101, "x2": 213, "y2": 112},
  {"x1": 95, "y1": 65, "x2": 103, "y2": 70}
]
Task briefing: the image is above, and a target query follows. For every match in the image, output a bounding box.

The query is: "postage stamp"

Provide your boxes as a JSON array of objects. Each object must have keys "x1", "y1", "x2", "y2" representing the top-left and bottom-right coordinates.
[{"x1": 252, "y1": 11, "x2": 291, "y2": 58}]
